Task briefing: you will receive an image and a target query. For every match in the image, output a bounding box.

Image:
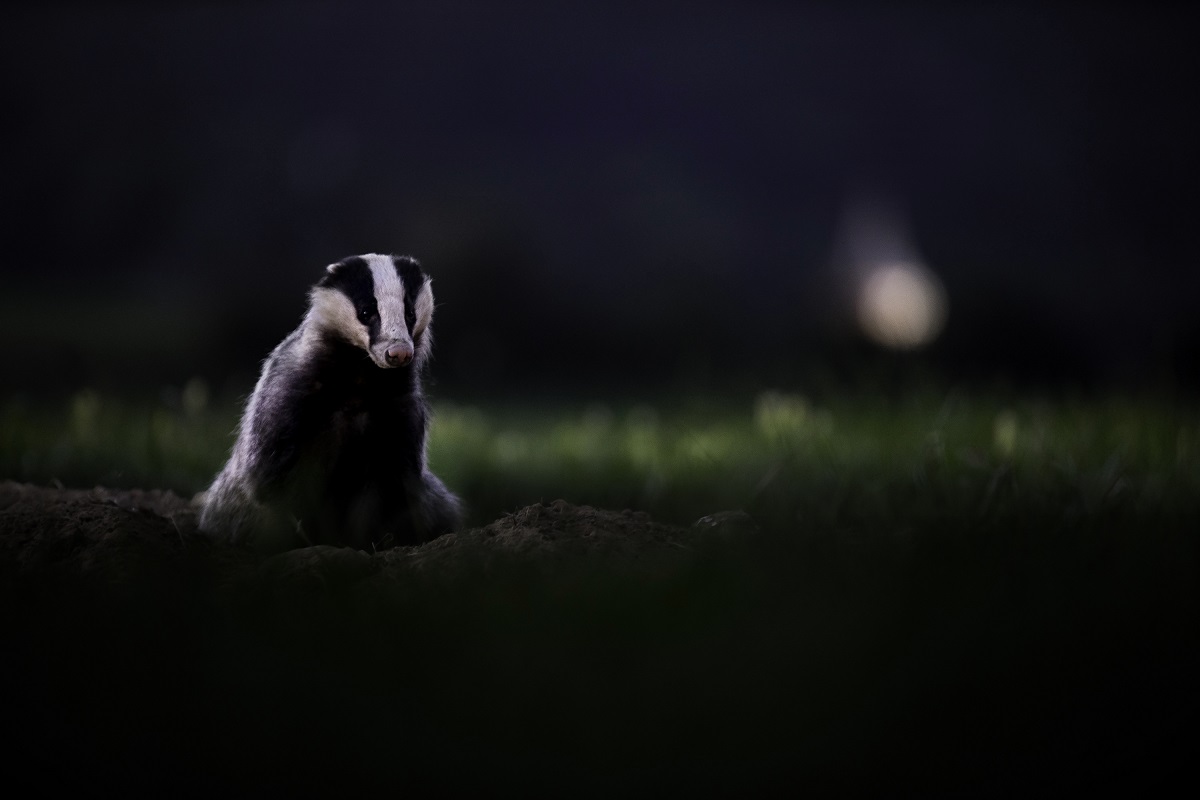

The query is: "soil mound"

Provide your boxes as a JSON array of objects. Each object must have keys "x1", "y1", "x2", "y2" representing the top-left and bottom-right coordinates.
[{"x1": 0, "y1": 481, "x2": 732, "y2": 590}]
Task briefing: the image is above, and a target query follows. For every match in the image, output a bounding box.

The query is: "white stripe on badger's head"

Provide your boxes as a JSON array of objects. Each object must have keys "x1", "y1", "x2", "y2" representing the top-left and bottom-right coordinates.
[
  {"x1": 305, "y1": 253, "x2": 435, "y2": 370},
  {"x1": 364, "y1": 254, "x2": 407, "y2": 368}
]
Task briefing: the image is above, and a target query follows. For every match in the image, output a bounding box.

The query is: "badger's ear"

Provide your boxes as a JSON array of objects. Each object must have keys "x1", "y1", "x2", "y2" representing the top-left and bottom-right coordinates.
[
  {"x1": 320, "y1": 257, "x2": 353, "y2": 287},
  {"x1": 316, "y1": 263, "x2": 340, "y2": 288}
]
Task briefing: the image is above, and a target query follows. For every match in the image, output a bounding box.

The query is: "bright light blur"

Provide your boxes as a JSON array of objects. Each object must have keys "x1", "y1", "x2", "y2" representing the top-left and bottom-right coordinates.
[
  {"x1": 856, "y1": 260, "x2": 948, "y2": 350},
  {"x1": 833, "y1": 195, "x2": 950, "y2": 351}
]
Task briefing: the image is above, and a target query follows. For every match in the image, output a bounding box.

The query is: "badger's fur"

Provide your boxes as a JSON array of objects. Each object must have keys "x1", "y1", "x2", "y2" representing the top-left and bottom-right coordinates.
[{"x1": 199, "y1": 253, "x2": 461, "y2": 552}]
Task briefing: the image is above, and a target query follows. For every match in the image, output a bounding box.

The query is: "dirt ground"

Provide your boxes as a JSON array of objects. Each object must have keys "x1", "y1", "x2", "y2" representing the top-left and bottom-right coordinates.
[
  {"x1": 0, "y1": 481, "x2": 748, "y2": 789},
  {"x1": 0, "y1": 481, "x2": 787, "y2": 793},
  {"x1": 0, "y1": 480, "x2": 753, "y2": 587},
  {"x1": 3, "y1": 480, "x2": 1191, "y2": 794}
]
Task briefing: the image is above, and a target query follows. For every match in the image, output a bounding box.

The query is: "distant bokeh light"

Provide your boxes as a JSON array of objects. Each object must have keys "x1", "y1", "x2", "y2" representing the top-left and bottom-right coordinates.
[
  {"x1": 834, "y1": 195, "x2": 949, "y2": 351},
  {"x1": 856, "y1": 260, "x2": 947, "y2": 349}
]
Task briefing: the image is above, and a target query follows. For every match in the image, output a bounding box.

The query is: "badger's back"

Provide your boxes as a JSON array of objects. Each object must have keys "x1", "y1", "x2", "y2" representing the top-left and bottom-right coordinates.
[{"x1": 199, "y1": 254, "x2": 461, "y2": 552}]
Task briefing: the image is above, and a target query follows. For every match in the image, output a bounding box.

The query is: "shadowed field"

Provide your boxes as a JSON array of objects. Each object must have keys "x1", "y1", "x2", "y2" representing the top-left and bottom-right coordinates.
[{"x1": 1, "y1": 389, "x2": 1197, "y2": 794}]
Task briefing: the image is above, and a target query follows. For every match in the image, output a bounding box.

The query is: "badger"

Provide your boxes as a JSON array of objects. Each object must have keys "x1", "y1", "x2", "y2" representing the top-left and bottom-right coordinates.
[{"x1": 199, "y1": 253, "x2": 461, "y2": 552}]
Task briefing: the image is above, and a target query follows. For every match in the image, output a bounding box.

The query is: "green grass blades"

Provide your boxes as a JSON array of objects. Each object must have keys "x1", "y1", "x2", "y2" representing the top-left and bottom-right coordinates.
[{"x1": 3, "y1": 386, "x2": 1198, "y2": 532}]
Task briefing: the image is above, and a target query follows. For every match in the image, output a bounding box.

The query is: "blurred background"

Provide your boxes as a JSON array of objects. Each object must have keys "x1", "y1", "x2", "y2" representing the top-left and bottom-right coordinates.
[{"x1": 2, "y1": 1, "x2": 1197, "y2": 401}]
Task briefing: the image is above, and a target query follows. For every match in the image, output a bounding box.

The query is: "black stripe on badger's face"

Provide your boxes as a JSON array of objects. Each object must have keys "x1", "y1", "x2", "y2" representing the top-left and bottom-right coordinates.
[
  {"x1": 394, "y1": 255, "x2": 425, "y2": 335},
  {"x1": 319, "y1": 256, "x2": 381, "y2": 343}
]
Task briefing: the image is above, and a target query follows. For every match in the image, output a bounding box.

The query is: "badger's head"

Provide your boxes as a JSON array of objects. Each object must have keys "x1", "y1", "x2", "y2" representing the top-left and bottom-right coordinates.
[{"x1": 307, "y1": 253, "x2": 435, "y2": 369}]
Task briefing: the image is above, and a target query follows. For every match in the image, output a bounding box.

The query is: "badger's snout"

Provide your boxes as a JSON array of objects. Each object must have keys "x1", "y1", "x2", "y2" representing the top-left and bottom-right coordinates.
[{"x1": 384, "y1": 342, "x2": 413, "y2": 367}]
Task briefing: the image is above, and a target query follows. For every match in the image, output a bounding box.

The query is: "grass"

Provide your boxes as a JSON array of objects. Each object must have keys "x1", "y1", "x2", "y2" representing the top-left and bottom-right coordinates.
[
  {"x1": 4, "y1": 382, "x2": 1198, "y2": 529},
  {"x1": 2, "y1": 383, "x2": 1198, "y2": 792}
]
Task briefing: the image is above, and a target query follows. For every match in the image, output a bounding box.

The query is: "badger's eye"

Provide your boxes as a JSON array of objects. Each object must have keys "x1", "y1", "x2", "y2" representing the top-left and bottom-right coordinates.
[{"x1": 357, "y1": 308, "x2": 374, "y2": 323}]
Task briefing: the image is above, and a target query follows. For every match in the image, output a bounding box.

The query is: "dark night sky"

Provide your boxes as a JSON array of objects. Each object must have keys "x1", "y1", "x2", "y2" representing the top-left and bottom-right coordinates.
[{"x1": 2, "y1": 2, "x2": 1197, "y2": 396}]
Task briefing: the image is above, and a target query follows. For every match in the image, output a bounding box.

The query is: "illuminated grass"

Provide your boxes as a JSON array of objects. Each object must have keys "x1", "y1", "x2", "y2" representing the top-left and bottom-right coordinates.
[
  {"x1": 3, "y1": 385, "x2": 1197, "y2": 533},
  {"x1": 430, "y1": 392, "x2": 1200, "y2": 531}
]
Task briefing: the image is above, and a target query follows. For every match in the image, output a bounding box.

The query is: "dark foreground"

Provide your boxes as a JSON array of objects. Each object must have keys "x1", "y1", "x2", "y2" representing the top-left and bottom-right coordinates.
[{"x1": 1, "y1": 481, "x2": 1195, "y2": 795}]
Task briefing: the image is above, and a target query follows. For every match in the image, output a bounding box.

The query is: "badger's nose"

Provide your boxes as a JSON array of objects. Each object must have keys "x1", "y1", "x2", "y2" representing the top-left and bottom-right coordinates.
[{"x1": 385, "y1": 343, "x2": 413, "y2": 366}]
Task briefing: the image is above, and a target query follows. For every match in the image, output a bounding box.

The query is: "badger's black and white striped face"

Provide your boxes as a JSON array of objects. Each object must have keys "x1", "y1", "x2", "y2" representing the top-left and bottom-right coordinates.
[{"x1": 308, "y1": 253, "x2": 435, "y2": 369}]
